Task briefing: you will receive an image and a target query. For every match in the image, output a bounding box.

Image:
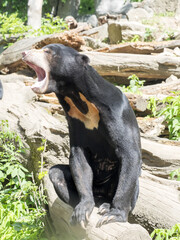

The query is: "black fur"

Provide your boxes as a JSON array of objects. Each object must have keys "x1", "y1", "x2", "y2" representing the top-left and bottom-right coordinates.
[{"x1": 43, "y1": 44, "x2": 142, "y2": 227}]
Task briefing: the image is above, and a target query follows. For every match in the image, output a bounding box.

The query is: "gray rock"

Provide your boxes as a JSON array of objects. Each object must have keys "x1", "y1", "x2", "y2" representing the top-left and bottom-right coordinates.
[
  {"x1": 95, "y1": 0, "x2": 132, "y2": 16},
  {"x1": 108, "y1": 22, "x2": 122, "y2": 44},
  {"x1": 80, "y1": 23, "x2": 108, "y2": 41},
  {"x1": 142, "y1": 0, "x2": 179, "y2": 15},
  {"x1": 77, "y1": 14, "x2": 98, "y2": 28},
  {"x1": 83, "y1": 36, "x2": 108, "y2": 49},
  {"x1": 127, "y1": 7, "x2": 153, "y2": 22},
  {"x1": 108, "y1": 20, "x2": 148, "y2": 43},
  {"x1": 57, "y1": 0, "x2": 80, "y2": 18}
]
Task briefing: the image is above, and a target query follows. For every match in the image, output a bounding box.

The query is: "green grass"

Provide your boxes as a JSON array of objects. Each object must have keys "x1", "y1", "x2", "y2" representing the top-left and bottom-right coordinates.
[{"x1": 0, "y1": 120, "x2": 48, "y2": 240}]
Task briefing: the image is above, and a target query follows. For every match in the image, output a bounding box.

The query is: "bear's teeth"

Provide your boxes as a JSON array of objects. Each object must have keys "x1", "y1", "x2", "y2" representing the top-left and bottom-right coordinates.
[{"x1": 31, "y1": 78, "x2": 47, "y2": 94}]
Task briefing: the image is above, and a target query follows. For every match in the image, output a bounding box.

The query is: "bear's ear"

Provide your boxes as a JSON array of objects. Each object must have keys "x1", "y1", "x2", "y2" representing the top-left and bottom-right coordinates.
[{"x1": 76, "y1": 54, "x2": 90, "y2": 66}]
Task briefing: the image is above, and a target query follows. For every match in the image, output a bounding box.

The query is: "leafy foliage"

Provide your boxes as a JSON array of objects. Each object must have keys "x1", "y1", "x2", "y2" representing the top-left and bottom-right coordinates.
[
  {"x1": 158, "y1": 95, "x2": 180, "y2": 140},
  {"x1": 0, "y1": 0, "x2": 51, "y2": 19},
  {"x1": 151, "y1": 223, "x2": 180, "y2": 240},
  {"x1": 29, "y1": 13, "x2": 68, "y2": 37},
  {"x1": 144, "y1": 28, "x2": 154, "y2": 42},
  {"x1": 121, "y1": 74, "x2": 145, "y2": 94},
  {"x1": 0, "y1": 13, "x2": 30, "y2": 38},
  {"x1": 0, "y1": 120, "x2": 47, "y2": 240},
  {"x1": 0, "y1": 0, "x2": 28, "y2": 19},
  {"x1": 169, "y1": 168, "x2": 180, "y2": 181},
  {"x1": 79, "y1": 0, "x2": 95, "y2": 15},
  {"x1": 147, "y1": 94, "x2": 180, "y2": 141},
  {"x1": 0, "y1": 13, "x2": 68, "y2": 38},
  {"x1": 130, "y1": 0, "x2": 143, "y2": 2}
]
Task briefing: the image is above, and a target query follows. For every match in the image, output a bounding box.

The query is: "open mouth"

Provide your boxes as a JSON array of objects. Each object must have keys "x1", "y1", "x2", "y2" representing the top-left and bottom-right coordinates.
[{"x1": 22, "y1": 51, "x2": 49, "y2": 94}]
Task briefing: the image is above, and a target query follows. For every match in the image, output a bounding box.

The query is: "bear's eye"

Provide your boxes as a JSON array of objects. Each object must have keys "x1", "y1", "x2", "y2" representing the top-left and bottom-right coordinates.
[{"x1": 44, "y1": 48, "x2": 51, "y2": 54}]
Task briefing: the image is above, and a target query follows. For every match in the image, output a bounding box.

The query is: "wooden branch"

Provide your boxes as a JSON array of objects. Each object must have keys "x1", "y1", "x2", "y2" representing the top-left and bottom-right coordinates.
[
  {"x1": 85, "y1": 51, "x2": 180, "y2": 81},
  {"x1": 96, "y1": 40, "x2": 180, "y2": 54}
]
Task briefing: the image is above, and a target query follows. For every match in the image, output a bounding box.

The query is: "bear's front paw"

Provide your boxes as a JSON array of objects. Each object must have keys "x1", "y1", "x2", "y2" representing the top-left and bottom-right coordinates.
[
  {"x1": 96, "y1": 208, "x2": 127, "y2": 227},
  {"x1": 71, "y1": 200, "x2": 95, "y2": 229},
  {"x1": 98, "y1": 202, "x2": 110, "y2": 215}
]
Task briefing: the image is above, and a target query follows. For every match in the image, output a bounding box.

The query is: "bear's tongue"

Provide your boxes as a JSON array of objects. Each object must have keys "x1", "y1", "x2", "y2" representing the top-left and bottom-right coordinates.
[{"x1": 25, "y1": 61, "x2": 48, "y2": 94}]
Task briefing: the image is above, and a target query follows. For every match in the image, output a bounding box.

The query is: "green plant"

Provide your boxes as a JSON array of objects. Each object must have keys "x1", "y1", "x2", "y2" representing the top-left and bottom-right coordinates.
[
  {"x1": 170, "y1": 168, "x2": 180, "y2": 181},
  {"x1": 151, "y1": 223, "x2": 180, "y2": 240},
  {"x1": 147, "y1": 94, "x2": 180, "y2": 141},
  {"x1": 0, "y1": 120, "x2": 47, "y2": 239},
  {"x1": 27, "y1": 13, "x2": 68, "y2": 37},
  {"x1": 37, "y1": 139, "x2": 48, "y2": 181},
  {"x1": 121, "y1": 74, "x2": 145, "y2": 94},
  {"x1": 0, "y1": 13, "x2": 30, "y2": 38},
  {"x1": 155, "y1": 12, "x2": 175, "y2": 17},
  {"x1": 0, "y1": 13, "x2": 68, "y2": 49},
  {"x1": 130, "y1": 0, "x2": 143, "y2": 2},
  {"x1": 158, "y1": 95, "x2": 180, "y2": 141},
  {"x1": 131, "y1": 35, "x2": 140, "y2": 42},
  {"x1": 0, "y1": 0, "x2": 28, "y2": 19},
  {"x1": 78, "y1": 0, "x2": 95, "y2": 15},
  {"x1": 144, "y1": 28, "x2": 154, "y2": 42},
  {"x1": 147, "y1": 97, "x2": 158, "y2": 117},
  {"x1": 164, "y1": 30, "x2": 175, "y2": 41}
]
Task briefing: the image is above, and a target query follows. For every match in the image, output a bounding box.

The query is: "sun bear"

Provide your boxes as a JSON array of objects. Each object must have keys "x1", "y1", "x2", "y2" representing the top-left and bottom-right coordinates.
[{"x1": 22, "y1": 44, "x2": 141, "y2": 228}]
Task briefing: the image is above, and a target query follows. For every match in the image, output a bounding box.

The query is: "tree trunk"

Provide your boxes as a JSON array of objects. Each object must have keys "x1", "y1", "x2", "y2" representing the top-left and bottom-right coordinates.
[
  {"x1": 44, "y1": 174, "x2": 151, "y2": 240},
  {"x1": 131, "y1": 171, "x2": 180, "y2": 232},
  {"x1": 85, "y1": 52, "x2": 180, "y2": 81},
  {"x1": 141, "y1": 136, "x2": 180, "y2": 178},
  {"x1": 97, "y1": 40, "x2": 180, "y2": 54},
  {"x1": 27, "y1": 0, "x2": 43, "y2": 29},
  {"x1": 44, "y1": 170, "x2": 180, "y2": 239}
]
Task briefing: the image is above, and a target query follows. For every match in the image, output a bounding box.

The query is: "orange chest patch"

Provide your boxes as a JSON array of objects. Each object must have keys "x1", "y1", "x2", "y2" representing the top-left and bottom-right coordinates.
[{"x1": 64, "y1": 93, "x2": 100, "y2": 130}]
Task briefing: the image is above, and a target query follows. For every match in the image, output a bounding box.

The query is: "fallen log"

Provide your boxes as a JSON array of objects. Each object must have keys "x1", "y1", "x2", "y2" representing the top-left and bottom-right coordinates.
[
  {"x1": 0, "y1": 31, "x2": 84, "y2": 73},
  {"x1": 85, "y1": 51, "x2": 180, "y2": 81},
  {"x1": 141, "y1": 136, "x2": 180, "y2": 178},
  {"x1": 1, "y1": 79, "x2": 180, "y2": 239},
  {"x1": 141, "y1": 75, "x2": 180, "y2": 96},
  {"x1": 131, "y1": 171, "x2": 180, "y2": 232},
  {"x1": 44, "y1": 174, "x2": 151, "y2": 240},
  {"x1": 137, "y1": 117, "x2": 166, "y2": 137},
  {"x1": 44, "y1": 169, "x2": 180, "y2": 239},
  {"x1": 96, "y1": 40, "x2": 180, "y2": 54}
]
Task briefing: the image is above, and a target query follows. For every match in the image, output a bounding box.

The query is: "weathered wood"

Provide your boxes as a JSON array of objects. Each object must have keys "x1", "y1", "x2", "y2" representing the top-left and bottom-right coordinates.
[
  {"x1": 96, "y1": 40, "x2": 180, "y2": 54},
  {"x1": 137, "y1": 117, "x2": 166, "y2": 137},
  {"x1": 44, "y1": 174, "x2": 151, "y2": 240},
  {"x1": 44, "y1": 169, "x2": 180, "y2": 239},
  {"x1": 132, "y1": 171, "x2": 180, "y2": 232},
  {"x1": 141, "y1": 136, "x2": 180, "y2": 178},
  {"x1": 123, "y1": 92, "x2": 148, "y2": 112},
  {"x1": 141, "y1": 75, "x2": 180, "y2": 95},
  {"x1": 85, "y1": 51, "x2": 180, "y2": 81},
  {"x1": 0, "y1": 31, "x2": 84, "y2": 73}
]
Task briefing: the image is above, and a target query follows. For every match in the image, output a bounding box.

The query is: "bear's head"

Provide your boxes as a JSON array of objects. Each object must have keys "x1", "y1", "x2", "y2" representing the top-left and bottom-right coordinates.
[{"x1": 22, "y1": 44, "x2": 89, "y2": 94}]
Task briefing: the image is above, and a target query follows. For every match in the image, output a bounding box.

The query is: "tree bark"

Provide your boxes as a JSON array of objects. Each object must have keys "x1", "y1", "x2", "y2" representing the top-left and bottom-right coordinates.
[
  {"x1": 96, "y1": 40, "x2": 180, "y2": 54},
  {"x1": 44, "y1": 174, "x2": 151, "y2": 240},
  {"x1": 141, "y1": 136, "x2": 180, "y2": 178},
  {"x1": 132, "y1": 171, "x2": 180, "y2": 232},
  {"x1": 44, "y1": 170, "x2": 180, "y2": 239},
  {"x1": 27, "y1": 0, "x2": 43, "y2": 29},
  {"x1": 85, "y1": 51, "x2": 180, "y2": 81}
]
